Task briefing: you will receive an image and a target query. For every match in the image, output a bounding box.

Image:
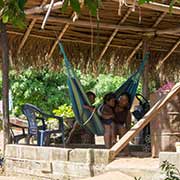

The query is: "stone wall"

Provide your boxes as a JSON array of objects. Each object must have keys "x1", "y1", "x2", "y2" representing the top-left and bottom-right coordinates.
[{"x1": 5, "y1": 144, "x2": 114, "y2": 180}]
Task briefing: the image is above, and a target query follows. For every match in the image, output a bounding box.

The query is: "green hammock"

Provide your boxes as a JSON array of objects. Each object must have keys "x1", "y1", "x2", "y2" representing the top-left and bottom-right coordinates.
[{"x1": 59, "y1": 42, "x2": 149, "y2": 136}]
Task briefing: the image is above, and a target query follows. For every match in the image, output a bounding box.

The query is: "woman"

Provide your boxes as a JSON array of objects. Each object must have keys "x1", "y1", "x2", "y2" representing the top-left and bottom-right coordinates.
[
  {"x1": 100, "y1": 92, "x2": 116, "y2": 148},
  {"x1": 113, "y1": 92, "x2": 131, "y2": 154}
]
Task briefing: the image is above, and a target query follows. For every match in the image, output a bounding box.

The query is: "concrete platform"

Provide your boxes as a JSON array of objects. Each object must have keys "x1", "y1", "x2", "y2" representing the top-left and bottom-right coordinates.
[{"x1": 106, "y1": 157, "x2": 159, "y2": 180}]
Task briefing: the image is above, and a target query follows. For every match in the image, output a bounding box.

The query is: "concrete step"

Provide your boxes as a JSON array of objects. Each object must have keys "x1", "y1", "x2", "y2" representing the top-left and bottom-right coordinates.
[{"x1": 106, "y1": 157, "x2": 160, "y2": 180}]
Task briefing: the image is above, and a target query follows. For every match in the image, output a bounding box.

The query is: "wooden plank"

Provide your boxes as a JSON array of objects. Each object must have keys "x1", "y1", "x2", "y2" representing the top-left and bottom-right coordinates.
[
  {"x1": 97, "y1": 8, "x2": 132, "y2": 62},
  {"x1": 111, "y1": 82, "x2": 180, "y2": 158},
  {"x1": 157, "y1": 39, "x2": 180, "y2": 69}
]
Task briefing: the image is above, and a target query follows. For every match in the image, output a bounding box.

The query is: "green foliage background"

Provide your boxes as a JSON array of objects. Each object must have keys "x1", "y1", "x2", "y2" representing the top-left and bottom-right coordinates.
[{"x1": 0, "y1": 68, "x2": 142, "y2": 116}]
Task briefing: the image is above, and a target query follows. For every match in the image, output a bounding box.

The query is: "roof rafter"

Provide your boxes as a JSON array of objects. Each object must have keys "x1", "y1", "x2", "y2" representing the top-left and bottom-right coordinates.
[
  {"x1": 126, "y1": 12, "x2": 167, "y2": 64},
  {"x1": 18, "y1": 0, "x2": 50, "y2": 54},
  {"x1": 156, "y1": 39, "x2": 180, "y2": 69},
  {"x1": 48, "y1": 11, "x2": 78, "y2": 58},
  {"x1": 97, "y1": 8, "x2": 132, "y2": 62},
  {"x1": 17, "y1": 18, "x2": 37, "y2": 54}
]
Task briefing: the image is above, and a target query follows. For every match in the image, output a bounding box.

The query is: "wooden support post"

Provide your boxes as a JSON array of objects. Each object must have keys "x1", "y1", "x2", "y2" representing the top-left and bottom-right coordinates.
[
  {"x1": 111, "y1": 82, "x2": 180, "y2": 158},
  {"x1": 142, "y1": 39, "x2": 150, "y2": 99},
  {"x1": 0, "y1": 21, "x2": 10, "y2": 154}
]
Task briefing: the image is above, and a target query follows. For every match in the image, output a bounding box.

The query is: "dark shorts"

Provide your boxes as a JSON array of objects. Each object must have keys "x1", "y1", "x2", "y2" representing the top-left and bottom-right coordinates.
[{"x1": 101, "y1": 119, "x2": 113, "y2": 125}]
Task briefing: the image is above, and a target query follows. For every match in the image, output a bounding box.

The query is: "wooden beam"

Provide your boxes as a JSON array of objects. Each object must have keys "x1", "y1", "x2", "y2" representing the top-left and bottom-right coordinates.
[
  {"x1": 28, "y1": 14, "x2": 155, "y2": 32},
  {"x1": 111, "y1": 82, "x2": 180, "y2": 158},
  {"x1": 113, "y1": 0, "x2": 180, "y2": 15},
  {"x1": 126, "y1": 12, "x2": 166, "y2": 64},
  {"x1": 25, "y1": 1, "x2": 63, "y2": 15},
  {"x1": 142, "y1": 39, "x2": 150, "y2": 99},
  {"x1": 41, "y1": 0, "x2": 55, "y2": 29},
  {"x1": 7, "y1": 30, "x2": 180, "y2": 53},
  {"x1": 144, "y1": 26, "x2": 180, "y2": 36},
  {"x1": 97, "y1": 8, "x2": 132, "y2": 62},
  {"x1": 156, "y1": 39, "x2": 180, "y2": 69},
  {"x1": 17, "y1": 19, "x2": 37, "y2": 54}
]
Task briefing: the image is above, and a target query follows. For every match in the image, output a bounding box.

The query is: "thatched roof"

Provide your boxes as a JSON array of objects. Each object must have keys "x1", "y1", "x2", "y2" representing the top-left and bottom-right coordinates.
[{"x1": 4, "y1": 0, "x2": 180, "y2": 78}]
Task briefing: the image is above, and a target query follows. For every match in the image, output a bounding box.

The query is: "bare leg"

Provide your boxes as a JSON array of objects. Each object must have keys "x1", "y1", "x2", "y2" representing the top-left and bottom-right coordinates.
[
  {"x1": 103, "y1": 124, "x2": 112, "y2": 148},
  {"x1": 112, "y1": 122, "x2": 117, "y2": 145}
]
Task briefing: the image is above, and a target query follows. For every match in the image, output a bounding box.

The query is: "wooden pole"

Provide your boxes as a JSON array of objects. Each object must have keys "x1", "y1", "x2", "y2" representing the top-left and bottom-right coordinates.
[
  {"x1": 111, "y1": 82, "x2": 180, "y2": 158},
  {"x1": 41, "y1": 0, "x2": 54, "y2": 29},
  {"x1": 0, "y1": 21, "x2": 10, "y2": 154},
  {"x1": 142, "y1": 39, "x2": 150, "y2": 99},
  {"x1": 25, "y1": 1, "x2": 63, "y2": 15},
  {"x1": 17, "y1": 18, "x2": 37, "y2": 54}
]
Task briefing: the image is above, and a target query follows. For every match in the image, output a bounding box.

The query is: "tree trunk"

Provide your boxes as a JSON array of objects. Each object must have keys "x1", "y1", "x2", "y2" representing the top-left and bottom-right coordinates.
[{"x1": 0, "y1": 21, "x2": 10, "y2": 155}]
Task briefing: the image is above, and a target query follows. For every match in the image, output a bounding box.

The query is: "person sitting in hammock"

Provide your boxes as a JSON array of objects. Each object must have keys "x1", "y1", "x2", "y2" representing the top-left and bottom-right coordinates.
[
  {"x1": 112, "y1": 92, "x2": 132, "y2": 154},
  {"x1": 100, "y1": 92, "x2": 116, "y2": 149},
  {"x1": 83, "y1": 91, "x2": 96, "y2": 112},
  {"x1": 66, "y1": 91, "x2": 96, "y2": 144}
]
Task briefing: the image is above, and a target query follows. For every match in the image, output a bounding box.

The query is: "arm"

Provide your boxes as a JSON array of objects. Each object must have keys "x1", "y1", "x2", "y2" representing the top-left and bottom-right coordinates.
[
  {"x1": 101, "y1": 106, "x2": 115, "y2": 119},
  {"x1": 83, "y1": 105, "x2": 96, "y2": 112}
]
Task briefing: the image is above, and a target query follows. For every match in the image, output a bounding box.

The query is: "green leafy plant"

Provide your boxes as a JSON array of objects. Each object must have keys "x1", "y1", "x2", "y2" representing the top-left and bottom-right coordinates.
[
  {"x1": 53, "y1": 104, "x2": 74, "y2": 118},
  {"x1": 0, "y1": 0, "x2": 27, "y2": 28},
  {"x1": 134, "y1": 177, "x2": 142, "y2": 180},
  {"x1": 160, "y1": 160, "x2": 180, "y2": 180}
]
